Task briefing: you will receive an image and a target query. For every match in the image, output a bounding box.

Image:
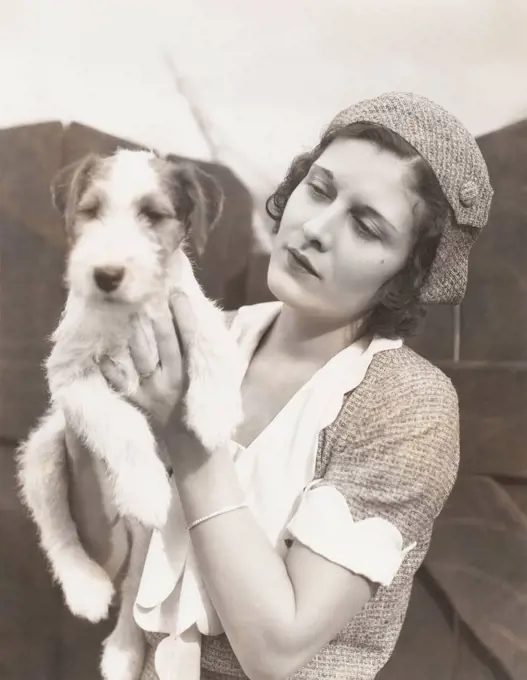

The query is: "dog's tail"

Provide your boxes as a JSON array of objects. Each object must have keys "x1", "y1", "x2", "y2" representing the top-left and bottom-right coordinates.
[{"x1": 16, "y1": 408, "x2": 115, "y2": 623}]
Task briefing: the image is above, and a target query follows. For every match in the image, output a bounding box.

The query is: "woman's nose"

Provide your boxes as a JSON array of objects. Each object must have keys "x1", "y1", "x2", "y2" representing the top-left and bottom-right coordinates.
[{"x1": 301, "y1": 204, "x2": 341, "y2": 251}]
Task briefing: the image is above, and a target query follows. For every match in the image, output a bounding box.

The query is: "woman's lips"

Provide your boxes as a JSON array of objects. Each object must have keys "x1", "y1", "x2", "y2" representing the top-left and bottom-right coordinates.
[{"x1": 286, "y1": 247, "x2": 321, "y2": 279}]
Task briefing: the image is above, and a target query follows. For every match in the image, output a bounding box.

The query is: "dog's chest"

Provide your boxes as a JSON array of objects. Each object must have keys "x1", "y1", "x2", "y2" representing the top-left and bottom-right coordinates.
[{"x1": 48, "y1": 302, "x2": 158, "y2": 393}]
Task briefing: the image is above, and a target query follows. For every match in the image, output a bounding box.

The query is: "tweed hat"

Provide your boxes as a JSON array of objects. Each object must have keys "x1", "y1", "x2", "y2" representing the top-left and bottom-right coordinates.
[{"x1": 327, "y1": 92, "x2": 493, "y2": 304}]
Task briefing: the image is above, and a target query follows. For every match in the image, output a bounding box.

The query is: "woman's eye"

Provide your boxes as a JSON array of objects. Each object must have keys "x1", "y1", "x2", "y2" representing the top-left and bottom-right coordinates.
[
  {"x1": 354, "y1": 217, "x2": 379, "y2": 241},
  {"x1": 307, "y1": 182, "x2": 329, "y2": 199}
]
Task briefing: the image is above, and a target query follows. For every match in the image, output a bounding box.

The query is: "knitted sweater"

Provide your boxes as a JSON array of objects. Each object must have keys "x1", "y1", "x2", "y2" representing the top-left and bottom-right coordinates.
[{"x1": 140, "y1": 344, "x2": 460, "y2": 680}]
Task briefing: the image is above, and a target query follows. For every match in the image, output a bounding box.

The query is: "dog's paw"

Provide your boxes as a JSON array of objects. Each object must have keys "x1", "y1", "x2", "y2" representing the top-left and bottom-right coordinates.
[
  {"x1": 101, "y1": 626, "x2": 146, "y2": 680},
  {"x1": 185, "y1": 383, "x2": 243, "y2": 452},
  {"x1": 61, "y1": 560, "x2": 115, "y2": 623},
  {"x1": 113, "y1": 458, "x2": 171, "y2": 529}
]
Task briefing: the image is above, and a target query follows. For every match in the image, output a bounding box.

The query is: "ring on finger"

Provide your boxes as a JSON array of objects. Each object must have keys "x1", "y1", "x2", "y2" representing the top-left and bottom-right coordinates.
[{"x1": 139, "y1": 360, "x2": 161, "y2": 381}]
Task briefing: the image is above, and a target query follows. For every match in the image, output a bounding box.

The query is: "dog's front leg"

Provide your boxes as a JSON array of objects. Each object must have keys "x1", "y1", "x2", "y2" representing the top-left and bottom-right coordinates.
[
  {"x1": 54, "y1": 373, "x2": 171, "y2": 529},
  {"x1": 170, "y1": 252, "x2": 244, "y2": 452},
  {"x1": 100, "y1": 519, "x2": 150, "y2": 680}
]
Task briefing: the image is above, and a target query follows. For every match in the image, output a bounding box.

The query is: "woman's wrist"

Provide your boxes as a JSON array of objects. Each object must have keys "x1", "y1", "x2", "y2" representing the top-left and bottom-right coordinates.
[
  {"x1": 168, "y1": 429, "x2": 246, "y2": 525},
  {"x1": 151, "y1": 390, "x2": 185, "y2": 441},
  {"x1": 167, "y1": 424, "x2": 213, "y2": 475},
  {"x1": 149, "y1": 383, "x2": 185, "y2": 429}
]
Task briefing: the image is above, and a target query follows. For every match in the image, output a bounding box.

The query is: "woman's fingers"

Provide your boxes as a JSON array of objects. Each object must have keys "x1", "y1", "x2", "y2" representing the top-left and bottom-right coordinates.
[
  {"x1": 152, "y1": 305, "x2": 183, "y2": 374},
  {"x1": 97, "y1": 307, "x2": 185, "y2": 426},
  {"x1": 129, "y1": 315, "x2": 159, "y2": 378},
  {"x1": 169, "y1": 291, "x2": 199, "y2": 346},
  {"x1": 99, "y1": 356, "x2": 130, "y2": 393}
]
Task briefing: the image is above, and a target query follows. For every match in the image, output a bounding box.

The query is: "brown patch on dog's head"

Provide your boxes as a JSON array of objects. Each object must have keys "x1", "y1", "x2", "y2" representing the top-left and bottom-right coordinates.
[
  {"x1": 51, "y1": 153, "x2": 102, "y2": 242},
  {"x1": 160, "y1": 158, "x2": 224, "y2": 257}
]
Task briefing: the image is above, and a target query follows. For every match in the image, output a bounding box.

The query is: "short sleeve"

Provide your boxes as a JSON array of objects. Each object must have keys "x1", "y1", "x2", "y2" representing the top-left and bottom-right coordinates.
[
  {"x1": 285, "y1": 366, "x2": 460, "y2": 587},
  {"x1": 285, "y1": 483, "x2": 414, "y2": 586}
]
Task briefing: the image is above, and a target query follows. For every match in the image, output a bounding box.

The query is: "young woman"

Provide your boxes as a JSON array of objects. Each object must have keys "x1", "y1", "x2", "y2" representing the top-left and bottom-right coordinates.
[{"x1": 70, "y1": 92, "x2": 493, "y2": 680}]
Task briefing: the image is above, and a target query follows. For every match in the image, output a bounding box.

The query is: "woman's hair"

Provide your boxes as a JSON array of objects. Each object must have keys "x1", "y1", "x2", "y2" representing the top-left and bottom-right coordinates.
[{"x1": 265, "y1": 122, "x2": 453, "y2": 339}]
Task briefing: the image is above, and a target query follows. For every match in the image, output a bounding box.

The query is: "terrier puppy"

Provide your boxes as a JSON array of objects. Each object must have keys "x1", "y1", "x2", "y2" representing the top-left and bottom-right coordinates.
[{"x1": 16, "y1": 149, "x2": 244, "y2": 680}]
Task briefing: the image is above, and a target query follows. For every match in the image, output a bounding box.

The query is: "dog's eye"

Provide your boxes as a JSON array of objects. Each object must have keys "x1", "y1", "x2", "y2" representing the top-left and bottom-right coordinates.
[
  {"x1": 140, "y1": 208, "x2": 168, "y2": 225},
  {"x1": 77, "y1": 202, "x2": 100, "y2": 220}
]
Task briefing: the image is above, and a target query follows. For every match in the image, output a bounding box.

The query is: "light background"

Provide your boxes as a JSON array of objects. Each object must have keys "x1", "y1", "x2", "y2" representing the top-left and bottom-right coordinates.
[{"x1": 2, "y1": 0, "x2": 526, "y2": 226}]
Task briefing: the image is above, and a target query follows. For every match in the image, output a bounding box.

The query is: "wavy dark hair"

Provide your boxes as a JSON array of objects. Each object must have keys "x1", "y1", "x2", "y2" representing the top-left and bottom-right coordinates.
[{"x1": 265, "y1": 122, "x2": 452, "y2": 339}]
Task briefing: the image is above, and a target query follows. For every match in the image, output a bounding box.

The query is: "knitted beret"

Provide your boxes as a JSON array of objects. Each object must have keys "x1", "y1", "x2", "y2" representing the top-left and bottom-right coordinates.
[{"x1": 327, "y1": 92, "x2": 494, "y2": 304}]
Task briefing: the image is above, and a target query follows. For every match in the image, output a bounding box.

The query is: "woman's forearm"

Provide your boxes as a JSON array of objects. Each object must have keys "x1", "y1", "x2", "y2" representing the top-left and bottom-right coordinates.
[
  {"x1": 66, "y1": 429, "x2": 114, "y2": 567},
  {"x1": 169, "y1": 430, "x2": 301, "y2": 679}
]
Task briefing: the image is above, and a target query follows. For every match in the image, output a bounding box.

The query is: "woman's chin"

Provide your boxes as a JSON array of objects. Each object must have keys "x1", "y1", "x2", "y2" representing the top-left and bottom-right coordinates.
[
  {"x1": 267, "y1": 263, "x2": 319, "y2": 312},
  {"x1": 267, "y1": 264, "x2": 358, "y2": 324}
]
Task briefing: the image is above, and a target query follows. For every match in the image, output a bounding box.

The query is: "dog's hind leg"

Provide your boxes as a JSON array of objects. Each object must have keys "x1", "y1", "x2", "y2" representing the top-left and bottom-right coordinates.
[
  {"x1": 16, "y1": 408, "x2": 115, "y2": 622},
  {"x1": 100, "y1": 519, "x2": 150, "y2": 680}
]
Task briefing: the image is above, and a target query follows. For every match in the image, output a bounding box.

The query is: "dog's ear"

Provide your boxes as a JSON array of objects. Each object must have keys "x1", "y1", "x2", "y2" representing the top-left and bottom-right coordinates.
[
  {"x1": 167, "y1": 161, "x2": 225, "y2": 257},
  {"x1": 51, "y1": 153, "x2": 101, "y2": 233}
]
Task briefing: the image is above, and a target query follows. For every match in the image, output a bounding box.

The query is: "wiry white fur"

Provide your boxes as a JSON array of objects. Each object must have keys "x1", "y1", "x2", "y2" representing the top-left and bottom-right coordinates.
[
  {"x1": 47, "y1": 298, "x2": 172, "y2": 529},
  {"x1": 16, "y1": 149, "x2": 244, "y2": 680},
  {"x1": 170, "y1": 250, "x2": 244, "y2": 451},
  {"x1": 66, "y1": 151, "x2": 164, "y2": 307},
  {"x1": 16, "y1": 407, "x2": 116, "y2": 622}
]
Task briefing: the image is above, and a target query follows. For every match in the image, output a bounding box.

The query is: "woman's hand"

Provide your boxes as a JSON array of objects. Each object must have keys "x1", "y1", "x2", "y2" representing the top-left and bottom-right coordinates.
[{"x1": 100, "y1": 304, "x2": 185, "y2": 428}]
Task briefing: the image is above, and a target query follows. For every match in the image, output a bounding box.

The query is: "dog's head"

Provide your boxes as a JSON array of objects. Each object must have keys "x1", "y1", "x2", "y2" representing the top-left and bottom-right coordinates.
[{"x1": 51, "y1": 149, "x2": 224, "y2": 306}]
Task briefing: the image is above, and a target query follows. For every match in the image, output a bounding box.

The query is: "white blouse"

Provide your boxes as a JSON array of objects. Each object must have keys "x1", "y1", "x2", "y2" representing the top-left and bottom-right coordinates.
[{"x1": 132, "y1": 301, "x2": 413, "y2": 680}]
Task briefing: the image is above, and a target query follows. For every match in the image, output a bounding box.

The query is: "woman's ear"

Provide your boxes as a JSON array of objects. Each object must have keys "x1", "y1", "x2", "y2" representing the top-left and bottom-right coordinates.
[
  {"x1": 51, "y1": 153, "x2": 101, "y2": 237},
  {"x1": 166, "y1": 160, "x2": 224, "y2": 257}
]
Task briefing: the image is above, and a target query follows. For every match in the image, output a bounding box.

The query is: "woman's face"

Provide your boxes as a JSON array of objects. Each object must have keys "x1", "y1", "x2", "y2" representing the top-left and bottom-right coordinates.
[{"x1": 267, "y1": 137, "x2": 423, "y2": 324}]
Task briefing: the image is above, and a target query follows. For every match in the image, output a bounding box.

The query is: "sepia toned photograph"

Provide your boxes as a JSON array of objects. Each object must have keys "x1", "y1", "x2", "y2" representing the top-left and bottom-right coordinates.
[{"x1": 1, "y1": 2, "x2": 526, "y2": 679}]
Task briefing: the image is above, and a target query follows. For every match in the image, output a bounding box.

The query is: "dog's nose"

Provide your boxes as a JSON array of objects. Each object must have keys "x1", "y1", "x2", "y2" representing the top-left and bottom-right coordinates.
[{"x1": 93, "y1": 266, "x2": 125, "y2": 292}]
